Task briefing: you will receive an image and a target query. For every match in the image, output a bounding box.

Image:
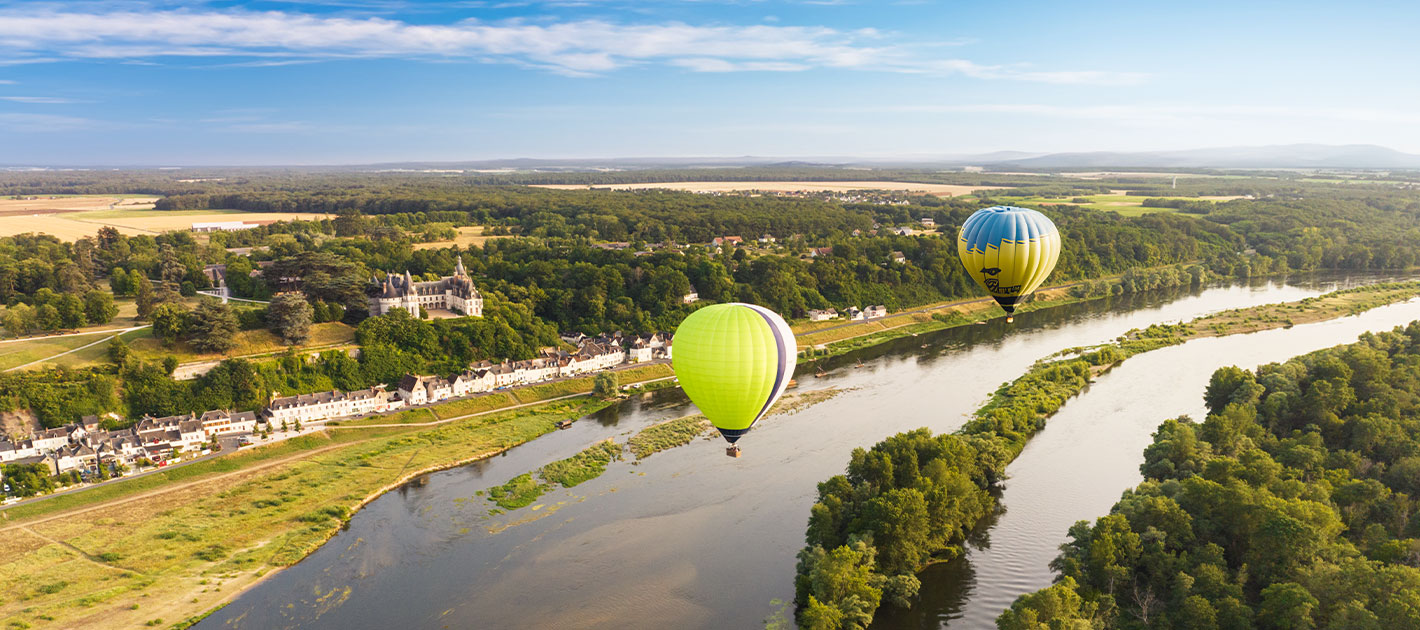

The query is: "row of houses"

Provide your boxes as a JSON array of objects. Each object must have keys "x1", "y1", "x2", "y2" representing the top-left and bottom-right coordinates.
[
  {"x1": 806, "y1": 305, "x2": 888, "y2": 322},
  {"x1": 266, "y1": 333, "x2": 671, "y2": 425},
  {"x1": 0, "y1": 410, "x2": 260, "y2": 476}
]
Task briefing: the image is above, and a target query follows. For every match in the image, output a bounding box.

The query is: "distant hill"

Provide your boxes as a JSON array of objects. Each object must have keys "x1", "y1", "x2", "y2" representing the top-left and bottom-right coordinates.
[
  {"x1": 353, "y1": 145, "x2": 1420, "y2": 172},
  {"x1": 982, "y1": 144, "x2": 1420, "y2": 169}
]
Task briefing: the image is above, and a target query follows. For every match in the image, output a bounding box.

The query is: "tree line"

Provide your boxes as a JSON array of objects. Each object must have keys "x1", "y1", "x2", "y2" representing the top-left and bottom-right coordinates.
[{"x1": 999, "y1": 324, "x2": 1420, "y2": 629}]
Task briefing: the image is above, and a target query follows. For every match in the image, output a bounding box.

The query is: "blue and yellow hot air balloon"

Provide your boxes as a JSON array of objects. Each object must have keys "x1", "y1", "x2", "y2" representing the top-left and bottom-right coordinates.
[
  {"x1": 957, "y1": 206, "x2": 1061, "y2": 322},
  {"x1": 672, "y1": 303, "x2": 796, "y2": 455}
]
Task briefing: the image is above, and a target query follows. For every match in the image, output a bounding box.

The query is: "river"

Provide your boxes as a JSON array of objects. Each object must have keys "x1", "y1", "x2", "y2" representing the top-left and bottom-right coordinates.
[{"x1": 200, "y1": 273, "x2": 1419, "y2": 630}]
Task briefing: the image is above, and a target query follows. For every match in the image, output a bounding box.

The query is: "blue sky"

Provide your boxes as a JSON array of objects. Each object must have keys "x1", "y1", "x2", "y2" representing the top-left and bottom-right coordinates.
[{"x1": 1, "y1": 0, "x2": 1418, "y2": 165}]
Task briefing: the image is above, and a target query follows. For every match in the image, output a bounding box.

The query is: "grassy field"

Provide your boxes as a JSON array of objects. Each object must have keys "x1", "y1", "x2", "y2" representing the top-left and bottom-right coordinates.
[
  {"x1": 427, "y1": 393, "x2": 519, "y2": 420},
  {"x1": 0, "y1": 334, "x2": 117, "y2": 371},
  {"x1": 796, "y1": 288, "x2": 1085, "y2": 361},
  {"x1": 614, "y1": 363, "x2": 675, "y2": 382},
  {"x1": 531, "y1": 181, "x2": 1003, "y2": 196},
  {"x1": 509, "y1": 379, "x2": 594, "y2": 403},
  {"x1": 1007, "y1": 193, "x2": 1246, "y2": 216},
  {"x1": 412, "y1": 225, "x2": 509, "y2": 250},
  {"x1": 127, "y1": 322, "x2": 356, "y2": 364},
  {"x1": 327, "y1": 408, "x2": 437, "y2": 427}
]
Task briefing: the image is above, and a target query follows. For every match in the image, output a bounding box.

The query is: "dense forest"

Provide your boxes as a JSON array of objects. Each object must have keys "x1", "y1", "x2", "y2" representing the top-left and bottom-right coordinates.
[{"x1": 998, "y1": 326, "x2": 1420, "y2": 629}]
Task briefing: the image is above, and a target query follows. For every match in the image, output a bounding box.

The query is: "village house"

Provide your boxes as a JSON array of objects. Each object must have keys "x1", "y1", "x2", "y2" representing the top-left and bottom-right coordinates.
[
  {"x1": 865, "y1": 305, "x2": 888, "y2": 319},
  {"x1": 628, "y1": 338, "x2": 653, "y2": 363},
  {"x1": 919, "y1": 217, "x2": 936, "y2": 228},
  {"x1": 711, "y1": 236, "x2": 744, "y2": 248},
  {"x1": 807, "y1": 308, "x2": 839, "y2": 322},
  {"x1": 452, "y1": 368, "x2": 497, "y2": 396},
  {"x1": 682, "y1": 288, "x2": 700, "y2": 304},
  {"x1": 398, "y1": 375, "x2": 454, "y2": 406},
  {"x1": 0, "y1": 439, "x2": 38, "y2": 463},
  {"x1": 810, "y1": 246, "x2": 834, "y2": 258},
  {"x1": 197, "y1": 410, "x2": 259, "y2": 438},
  {"x1": 758, "y1": 233, "x2": 776, "y2": 244},
  {"x1": 30, "y1": 427, "x2": 71, "y2": 452},
  {"x1": 626, "y1": 332, "x2": 671, "y2": 363},
  {"x1": 134, "y1": 414, "x2": 208, "y2": 452},
  {"x1": 369, "y1": 256, "x2": 484, "y2": 318},
  {"x1": 846, "y1": 307, "x2": 866, "y2": 321},
  {"x1": 891, "y1": 251, "x2": 907, "y2": 264}
]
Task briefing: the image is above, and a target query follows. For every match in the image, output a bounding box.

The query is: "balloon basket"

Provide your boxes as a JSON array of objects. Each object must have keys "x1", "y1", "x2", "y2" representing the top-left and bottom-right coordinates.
[
  {"x1": 1005, "y1": 316, "x2": 1014, "y2": 324},
  {"x1": 725, "y1": 445, "x2": 742, "y2": 458}
]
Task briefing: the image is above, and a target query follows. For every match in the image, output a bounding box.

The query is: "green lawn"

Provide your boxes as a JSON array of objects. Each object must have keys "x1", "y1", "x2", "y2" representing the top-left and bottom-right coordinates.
[
  {"x1": 127, "y1": 322, "x2": 356, "y2": 363},
  {"x1": 0, "y1": 334, "x2": 115, "y2": 371},
  {"x1": 1009, "y1": 193, "x2": 1180, "y2": 216}
]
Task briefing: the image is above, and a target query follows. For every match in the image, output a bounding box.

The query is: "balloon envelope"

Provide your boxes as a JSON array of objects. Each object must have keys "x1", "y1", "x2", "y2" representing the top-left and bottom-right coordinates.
[
  {"x1": 672, "y1": 303, "x2": 796, "y2": 444},
  {"x1": 957, "y1": 206, "x2": 1061, "y2": 315}
]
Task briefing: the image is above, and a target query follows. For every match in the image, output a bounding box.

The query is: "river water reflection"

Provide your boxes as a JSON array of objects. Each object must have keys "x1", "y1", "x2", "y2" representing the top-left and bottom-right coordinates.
[{"x1": 201, "y1": 274, "x2": 1418, "y2": 630}]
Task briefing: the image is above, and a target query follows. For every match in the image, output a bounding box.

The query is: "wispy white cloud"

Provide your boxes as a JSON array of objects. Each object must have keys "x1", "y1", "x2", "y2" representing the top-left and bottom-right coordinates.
[
  {"x1": 0, "y1": 95, "x2": 80, "y2": 103},
  {"x1": 0, "y1": 79, "x2": 13, "y2": 84},
  {"x1": 0, "y1": 7, "x2": 1144, "y2": 84}
]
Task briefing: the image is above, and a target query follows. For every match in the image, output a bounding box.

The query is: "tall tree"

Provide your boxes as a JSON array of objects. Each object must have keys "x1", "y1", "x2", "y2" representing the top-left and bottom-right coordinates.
[
  {"x1": 56, "y1": 293, "x2": 86, "y2": 328},
  {"x1": 149, "y1": 302, "x2": 189, "y2": 346},
  {"x1": 187, "y1": 301, "x2": 239, "y2": 353},
  {"x1": 83, "y1": 290, "x2": 118, "y2": 325},
  {"x1": 267, "y1": 292, "x2": 313, "y2": 345},
  {"x1": 134, "y1": 274, "x2": 156, "y2": 320}
]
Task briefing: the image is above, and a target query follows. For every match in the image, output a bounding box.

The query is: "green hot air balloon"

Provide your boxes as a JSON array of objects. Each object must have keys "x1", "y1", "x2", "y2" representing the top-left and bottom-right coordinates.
[
  {"x1": 958, "y1": 206, "x2": 1061, "y2": 322},
  {"x1": 672, "y1": 303, "x2": 796, "y2": 456}
]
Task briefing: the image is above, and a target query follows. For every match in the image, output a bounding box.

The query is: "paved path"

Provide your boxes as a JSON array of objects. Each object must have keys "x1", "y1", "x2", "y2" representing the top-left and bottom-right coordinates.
[{"x1": 0, "y1": 324, "x2": 148, "y2": 345}]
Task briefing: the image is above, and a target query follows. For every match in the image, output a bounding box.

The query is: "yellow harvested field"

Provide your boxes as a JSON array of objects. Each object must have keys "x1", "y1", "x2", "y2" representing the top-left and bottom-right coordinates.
[
  {"x1": 83, "y1": 211, "x2": 332, "y2": 233},
  {"x1": 0, "y1": 216, "x2": 145, "y2": 240},
  {"x1": 0, "y1": 211, "x2": 332, "y2": 239},
  {"x1": 531, "y1": 181, "x2": 1002, "y2": 196},
  {"x1": 0, "y1": 195, "x2": 158, "y2": 214}
]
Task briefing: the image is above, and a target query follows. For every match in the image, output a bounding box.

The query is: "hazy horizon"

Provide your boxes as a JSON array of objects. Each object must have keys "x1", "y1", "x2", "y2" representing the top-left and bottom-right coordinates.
[{"x1": 3, "y1": 0, "x2": 1419, "y2": 164}]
